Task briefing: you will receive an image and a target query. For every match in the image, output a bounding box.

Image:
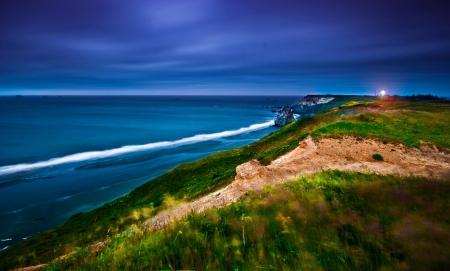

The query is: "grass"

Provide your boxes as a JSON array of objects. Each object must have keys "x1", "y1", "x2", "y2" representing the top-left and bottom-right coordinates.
[
  {"x1": 48, "y1": 171, "x2": 450, "y2": 270},
  {"x1": 339, "y1": 100, "x2": 375, "y2": 108},
  {"x1": 1, "y1": 99, "x2": 449, "y2": 270}
]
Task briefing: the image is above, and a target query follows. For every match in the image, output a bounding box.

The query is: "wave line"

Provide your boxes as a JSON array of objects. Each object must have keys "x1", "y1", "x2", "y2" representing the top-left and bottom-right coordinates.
[{"x1": 0, "y1": 120, "x2": 274, "y2": 176}]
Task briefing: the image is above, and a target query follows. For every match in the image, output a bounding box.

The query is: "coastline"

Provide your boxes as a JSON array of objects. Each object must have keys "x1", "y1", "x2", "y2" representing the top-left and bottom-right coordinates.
[
  {"x1": 2, "y1": 97, "x2": 450, "y2": 270},
  {"x1": 0, "y1": 96, "x2": 298, "y2": 250}
]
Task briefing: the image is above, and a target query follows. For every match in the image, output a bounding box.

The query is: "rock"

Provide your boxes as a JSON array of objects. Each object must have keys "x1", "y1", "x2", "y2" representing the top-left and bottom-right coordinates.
[
  {"x1": 235, "y1": 159, "x2": 262, "y2": 181},
  {"x1": 299, "y1": 141, "x2": 308, "y2": 148},
  {"x1": 274, "y1": 105, "x2": 295, "y2": 126},
  {"x1": 296, "y1": 96, "x2": 334, "y2": 106},
  {"x1": 291, "y1": 96, "x2": 334, "y2": 114}
]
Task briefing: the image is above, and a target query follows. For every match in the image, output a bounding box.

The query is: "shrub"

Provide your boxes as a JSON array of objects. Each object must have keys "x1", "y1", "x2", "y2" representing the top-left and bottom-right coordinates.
[{"x1": 372, "y1": 153, "x2": 384, "y2": 161}]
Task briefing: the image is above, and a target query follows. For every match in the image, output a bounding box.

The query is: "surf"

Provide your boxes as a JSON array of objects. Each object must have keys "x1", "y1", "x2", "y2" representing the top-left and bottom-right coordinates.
[{"x1": 0, "y1": 120, "x2": 274, "y2": 176}]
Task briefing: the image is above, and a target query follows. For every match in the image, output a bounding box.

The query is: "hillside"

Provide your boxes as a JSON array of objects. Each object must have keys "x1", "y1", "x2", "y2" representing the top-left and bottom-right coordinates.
[
  {"x1": 1, "y1": 98, "x2": 450, "y2": 270},
  {"x1": 53, "y1": 172, "x2": 450, "y2": 270}
]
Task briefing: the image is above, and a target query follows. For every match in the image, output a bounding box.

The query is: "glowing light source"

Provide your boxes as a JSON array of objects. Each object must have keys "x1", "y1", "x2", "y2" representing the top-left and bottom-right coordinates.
[{"x1": 380, "y1": 90, "x2": 386, "y2": 96}]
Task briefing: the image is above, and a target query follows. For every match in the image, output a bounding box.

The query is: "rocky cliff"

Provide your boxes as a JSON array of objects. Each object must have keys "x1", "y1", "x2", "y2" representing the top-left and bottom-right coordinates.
[
  {"x1": 291, "y1": 95, "x2": 335, "y2": 115},
  {"x1": 273, "y1": 95, "x2": 377, "y2": 126},
  {"x1": 291, "y1": 95, "x2": 377, "y2": 115},
  {"x1": 274, "y1": 105, "x2": 295, "y2": 126}
]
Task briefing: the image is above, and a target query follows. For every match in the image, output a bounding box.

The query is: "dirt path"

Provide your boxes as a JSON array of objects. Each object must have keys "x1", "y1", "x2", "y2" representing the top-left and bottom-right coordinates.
[{"x1": 144, "y1": 136, "x2": 450, "y2": 229}]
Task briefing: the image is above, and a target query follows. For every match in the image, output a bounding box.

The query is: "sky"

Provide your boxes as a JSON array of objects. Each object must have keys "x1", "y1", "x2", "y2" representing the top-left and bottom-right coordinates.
[{"x1": 1, "y1": 0, "x2": 449, "y2": 96}]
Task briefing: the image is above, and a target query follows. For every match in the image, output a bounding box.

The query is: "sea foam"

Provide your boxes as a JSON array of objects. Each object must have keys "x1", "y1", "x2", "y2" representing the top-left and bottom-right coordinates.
[{"x1": 0, "y1": 120, "x2": 274, "y2": 176}]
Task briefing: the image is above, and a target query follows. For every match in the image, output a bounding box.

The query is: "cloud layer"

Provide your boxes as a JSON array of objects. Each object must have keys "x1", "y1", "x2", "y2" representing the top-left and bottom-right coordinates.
[{"x1": 1, "y1": 0, "x2": 449, "y2": 95}]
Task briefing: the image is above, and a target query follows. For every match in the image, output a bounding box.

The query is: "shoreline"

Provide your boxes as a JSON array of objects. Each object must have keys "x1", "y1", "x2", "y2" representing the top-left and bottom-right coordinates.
[{"x1": 2, "y1": 98, "x2": 450, "y2": 270}]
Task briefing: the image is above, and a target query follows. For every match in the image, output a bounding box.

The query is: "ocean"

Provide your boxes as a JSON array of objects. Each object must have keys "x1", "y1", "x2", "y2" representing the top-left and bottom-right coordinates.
[{"x1": 0, "y1": 95, "x2": 299, "y2": 250}]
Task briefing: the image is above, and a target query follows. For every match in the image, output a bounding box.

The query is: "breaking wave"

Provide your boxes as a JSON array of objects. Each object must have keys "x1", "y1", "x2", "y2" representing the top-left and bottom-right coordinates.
[{"x1": 0, "y1": 120, "x2": 274, "y2": 176}]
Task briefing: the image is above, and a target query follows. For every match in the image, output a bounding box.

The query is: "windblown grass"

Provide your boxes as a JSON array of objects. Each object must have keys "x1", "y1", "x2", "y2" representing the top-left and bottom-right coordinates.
[
  {"x1": 50, "y1": 171, "x2": 450, "y2": 270},
  {"x1": 1, "y1": 100, "x2": 449, "y2": 270}
]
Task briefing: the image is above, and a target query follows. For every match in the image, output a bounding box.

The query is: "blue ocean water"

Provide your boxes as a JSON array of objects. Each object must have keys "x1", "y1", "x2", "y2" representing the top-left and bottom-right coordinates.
[{"x1": 0, "y1": 95, "x2": 299, "y2": 249}]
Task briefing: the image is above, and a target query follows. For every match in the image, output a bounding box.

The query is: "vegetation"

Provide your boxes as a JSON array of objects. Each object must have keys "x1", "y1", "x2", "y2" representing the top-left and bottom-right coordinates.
[
  {"x1": 311, "y1": 101, "x2": 450, "y2": 149},
  {"x1": 372, "y1": 153, "x2": 384, "y2": 161},
  {"x1": 1, "y1": 99, "x2": 449, "y2": 270},
  {"x1": 49, "y1": 171, "x2": 450, "y2": 270},
  {"x1": 339, "y1": 100, "x2": 375, "y2": 108},
  {"x1": 406, "y1": 94, "x2": 447, "y2": 101}
]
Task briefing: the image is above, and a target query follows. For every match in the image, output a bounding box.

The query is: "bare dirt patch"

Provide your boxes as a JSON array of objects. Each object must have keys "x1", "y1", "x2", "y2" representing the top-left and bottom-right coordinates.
[{"x1": 144, "y1": 136, "x2": 450, "y2": 229}]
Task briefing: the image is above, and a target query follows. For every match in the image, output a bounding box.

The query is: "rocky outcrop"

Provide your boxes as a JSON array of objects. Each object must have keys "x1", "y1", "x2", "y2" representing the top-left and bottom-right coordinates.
[
  {"x1": 235, "y1": 159, "x2": 262, "y2": 181},
  {"x1": 275, "y1": 95, "x2": 377, "y2": 123},
  {"x1": 297, "y1": 96, "x2": 334, "y2": 106},
  {"x1": 274, "y1": 106, "x2": 295, "y2": 126},
  {"x1": 291, "y1": 96, "x2": 334, "y2": 115}
]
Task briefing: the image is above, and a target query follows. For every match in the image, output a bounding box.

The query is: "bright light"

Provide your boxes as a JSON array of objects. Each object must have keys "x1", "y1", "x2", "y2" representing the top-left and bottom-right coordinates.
[{"x1": 380, "y1": 90, "x2": 386, "y2": 96}]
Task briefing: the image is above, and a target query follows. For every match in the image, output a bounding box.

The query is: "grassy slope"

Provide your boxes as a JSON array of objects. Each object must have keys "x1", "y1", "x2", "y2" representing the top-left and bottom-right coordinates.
[
  {"x1": 51, "y1": 171, "x2": 450, "y2": 271},
  {"x1": 1, "y1": 100, "x2": 449, "y2": 270},
  {"x1": 313, "y1": 101, "x2": 450, "y2": 149}
]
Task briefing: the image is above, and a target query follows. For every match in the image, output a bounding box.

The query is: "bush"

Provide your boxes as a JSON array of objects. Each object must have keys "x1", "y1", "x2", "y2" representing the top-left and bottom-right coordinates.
[{"x1": 372, "y1": 153, "x2": 384, "y2": 161}]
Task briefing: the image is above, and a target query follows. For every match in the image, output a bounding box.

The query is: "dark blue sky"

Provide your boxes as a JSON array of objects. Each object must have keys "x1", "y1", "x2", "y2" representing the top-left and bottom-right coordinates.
[{"x1": 1, "y1": 0, "x2": 449, "y2": 96}]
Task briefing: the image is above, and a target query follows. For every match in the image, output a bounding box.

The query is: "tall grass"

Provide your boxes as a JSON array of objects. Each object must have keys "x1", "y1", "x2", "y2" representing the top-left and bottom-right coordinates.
[{"x1": 50, "y1": 171, "x2": 450, "y2": 270}]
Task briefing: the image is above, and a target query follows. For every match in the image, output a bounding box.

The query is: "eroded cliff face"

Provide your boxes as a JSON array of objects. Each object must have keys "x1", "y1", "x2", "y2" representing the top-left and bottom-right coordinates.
[
  {"x1": 297, "y1": 96, "x2": 335, "y2": 106},
  {"x1": 274, "y1": 105, "x2": 295, "y2": 126},
  {"x1": 273, "y1": 96, "x2": 336, "y2": 125},
  {"x1": 291, "y1": 96, "x2": 335, "y2": 115}
]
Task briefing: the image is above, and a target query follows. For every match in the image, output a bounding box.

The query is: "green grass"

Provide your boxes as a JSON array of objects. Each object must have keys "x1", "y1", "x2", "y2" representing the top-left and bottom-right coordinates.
[
  {"x1": 1, "y1": 100, "x2": 449, "y2": 270},
  {"x1": 340, "y1": 100, "x2": 375, "y2": 108},
  {"x1": 48, "y1": 171, "x2": 450, "y2": 270}
]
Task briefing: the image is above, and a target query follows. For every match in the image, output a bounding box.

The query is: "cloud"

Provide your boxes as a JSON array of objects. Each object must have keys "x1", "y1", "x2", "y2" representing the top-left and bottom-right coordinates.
[{"x1": 0, "y1": 0, "x2": 449, "y2": 95}]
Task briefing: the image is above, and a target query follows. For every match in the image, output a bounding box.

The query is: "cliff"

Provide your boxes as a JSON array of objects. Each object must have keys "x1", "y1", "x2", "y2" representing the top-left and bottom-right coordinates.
[
  {"x1": 273, "y1": 95, "x2": 377, "y2": 126},
  {"x1": 291, "y1": 95, "x2": 376, "y2": 115}
]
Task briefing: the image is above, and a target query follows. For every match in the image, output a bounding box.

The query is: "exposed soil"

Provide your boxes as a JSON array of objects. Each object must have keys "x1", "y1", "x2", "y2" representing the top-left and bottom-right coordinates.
[
  {"x1": 15, "y1": 265, "x2": 47, "y2": 271},
  {"x1": 143, "y1": 136, "x2": 450, "y2": 229}
]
